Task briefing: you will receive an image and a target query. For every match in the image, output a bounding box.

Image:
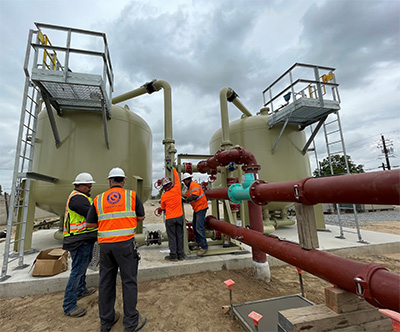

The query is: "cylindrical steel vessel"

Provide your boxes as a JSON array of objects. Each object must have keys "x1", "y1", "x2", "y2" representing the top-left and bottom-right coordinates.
[{"x1": 31, "y1": 105, "x2": 152, "y2": 216}]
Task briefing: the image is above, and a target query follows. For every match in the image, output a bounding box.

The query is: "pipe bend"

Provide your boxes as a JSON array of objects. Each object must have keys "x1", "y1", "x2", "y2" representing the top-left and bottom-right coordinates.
[{"x1": 153, "y1": 79, "x2": 172, "y2": 92}]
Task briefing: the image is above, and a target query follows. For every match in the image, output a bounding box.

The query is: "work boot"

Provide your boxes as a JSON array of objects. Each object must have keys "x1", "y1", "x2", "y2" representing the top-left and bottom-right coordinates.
[
  {"x1": 189, "y1": 242, "x2": 200, "y2": 249},
  {"x1": 77, "y1": 287, "x2": 96, "y2": 300},
  {"x1": 66, "y1": 306, "x2": 86, "y2": 318},
  {"x1": 134, "y1": 314, "x2": 147, "y2": 332},
  {"x1": 101, "y1": 310, "x2": 120, "y2": 332},
  {"x1": 164, "y1": 255, "x2": 178, "y2": 262},
  {"x1": 197, "y1": 248, "x2": 208, "y2": 256}
]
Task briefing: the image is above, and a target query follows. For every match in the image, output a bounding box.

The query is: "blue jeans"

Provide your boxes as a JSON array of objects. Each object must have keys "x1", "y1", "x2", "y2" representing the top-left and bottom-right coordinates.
[
  {"x1": 63, "y1": 242, "x2": 94, "y2": 314},
  {"x1": 193, "y1": 208, "x2": 208, "y2": 249}
]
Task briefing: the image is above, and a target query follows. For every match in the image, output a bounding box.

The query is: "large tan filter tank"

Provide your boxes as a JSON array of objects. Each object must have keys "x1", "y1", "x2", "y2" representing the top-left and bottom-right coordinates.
[
  {"x1": 210, "y1": 109, "x2": 312, "y2": 229},
  {"x1": 31, "y1": 104, "x2": 152, "y2": 217}
]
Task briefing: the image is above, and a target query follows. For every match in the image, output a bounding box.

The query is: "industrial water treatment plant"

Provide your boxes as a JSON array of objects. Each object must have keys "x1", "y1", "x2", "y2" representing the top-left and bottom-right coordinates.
[{"x1": 1, "y1": 23, "x2": 399, "y2": 331}]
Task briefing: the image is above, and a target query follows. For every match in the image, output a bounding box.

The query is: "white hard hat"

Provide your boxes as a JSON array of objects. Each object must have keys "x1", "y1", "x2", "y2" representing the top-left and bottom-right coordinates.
[
  {"x1": 72, "y1": 172, "x2": 96, "y2": 185},
  {"x1": 107, "y1": 167, "x2": 126, "y2": 179},
  {"x1": 181, "y1": 173, "x2": 193, "y2": 181},
  {"x1": 162, "y1": 177, "x2": 171, "y2": 187}
]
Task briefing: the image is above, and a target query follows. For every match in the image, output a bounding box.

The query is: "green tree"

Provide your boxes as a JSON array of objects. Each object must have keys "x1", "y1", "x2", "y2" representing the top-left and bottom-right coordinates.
[{"x1": 314, "y1": 154, "x2": 364, "y2": 177}]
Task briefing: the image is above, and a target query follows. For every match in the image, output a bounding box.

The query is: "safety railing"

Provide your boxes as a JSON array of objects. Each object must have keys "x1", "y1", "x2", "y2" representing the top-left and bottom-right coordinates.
[{"x1": 262, "y1": 63, "x2": 340, "y2": 114}]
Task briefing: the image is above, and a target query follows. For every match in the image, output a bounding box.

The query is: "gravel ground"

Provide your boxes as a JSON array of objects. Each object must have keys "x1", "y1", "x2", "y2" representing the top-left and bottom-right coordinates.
[{"x1": 323, "y1": 209, "x2": 400, "y2": 227}]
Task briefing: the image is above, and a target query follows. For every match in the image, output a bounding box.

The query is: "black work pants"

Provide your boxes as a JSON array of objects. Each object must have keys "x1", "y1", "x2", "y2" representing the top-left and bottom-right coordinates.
[
  {"x1": 165, "y1": 215, "x2": 184, "y2": 258},
  {"x1": 99, "y1": 238, "x2": 139, "y2": 332}
]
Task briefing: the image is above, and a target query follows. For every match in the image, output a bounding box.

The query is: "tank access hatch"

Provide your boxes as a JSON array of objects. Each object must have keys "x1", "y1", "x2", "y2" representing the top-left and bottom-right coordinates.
[{"x1": 263, "y1": 63, "x2": 340, "y2": 154}]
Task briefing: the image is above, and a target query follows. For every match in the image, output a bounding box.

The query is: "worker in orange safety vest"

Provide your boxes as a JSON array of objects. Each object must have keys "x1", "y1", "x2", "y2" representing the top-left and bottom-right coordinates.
[
  {"x1": 86, "y1": 167, "x2": 146, "y2": 332},
  {"x1": 160, "y1": 168, "x2": 185, "y2": 261},
  {"x1": 182, "y1": 173, "x2": 209, "y2": 256}
]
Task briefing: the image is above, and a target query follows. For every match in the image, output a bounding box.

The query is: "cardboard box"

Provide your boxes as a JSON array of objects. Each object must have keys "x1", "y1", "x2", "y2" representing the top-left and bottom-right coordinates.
[{"x1": 32, "y1": 247, "x2": 68, "y2": 277}]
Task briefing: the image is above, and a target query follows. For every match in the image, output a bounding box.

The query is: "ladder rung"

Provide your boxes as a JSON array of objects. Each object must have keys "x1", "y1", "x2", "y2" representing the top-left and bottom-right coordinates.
[
  {"x1": 19, "y1": 155, "x2": 33, "y2": 161},
  {"x1": 329, "y1": 151, "x2": 344, "y2": 155},
  {"x1": 326, "y1": 129, "x2": 340, "y2": 135},
  {"x1": 13, "y1": 205, "x2": 28, "y2": 209},
  {"x1": 328, "y1": 140, "x2": 342, "y2": 145},
  {"x1": 325, "y1": 119, "x2": 338, "y2": 125},
  {"x1": 23, "y1": 124, "x2": 35, "y2": 131},
  {"x1": 7, "y1": 256, "x2": 19, "y2": 264},
  {"x1": 11, "y1": 237, "x2": 24, "y2": 243},
  {"x1": 12, "y1": 221, "x2": 27, "y2": 226},
  {"x1": 20, "y1": 139, "x2": 34, "y2": 147},
  {"x1": 26, "y1": 95, "x2": 39, "y2": 105},
  {"x1": 25, "y1": 109, "x2": 38, "y2": 118}
]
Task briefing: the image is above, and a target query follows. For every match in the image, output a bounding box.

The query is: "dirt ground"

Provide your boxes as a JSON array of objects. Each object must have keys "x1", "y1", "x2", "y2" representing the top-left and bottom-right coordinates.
[{"x1": 0, "y1": 201, "x2": 399, "y2": 332}]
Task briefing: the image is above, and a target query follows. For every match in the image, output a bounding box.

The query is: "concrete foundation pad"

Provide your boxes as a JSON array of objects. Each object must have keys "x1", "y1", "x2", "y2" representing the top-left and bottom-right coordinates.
[{"x1": 0, "y1": 224, "x2": 399, "y2": 298}]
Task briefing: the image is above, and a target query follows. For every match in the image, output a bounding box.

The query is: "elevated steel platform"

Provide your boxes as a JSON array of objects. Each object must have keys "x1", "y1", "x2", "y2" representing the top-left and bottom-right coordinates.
[
  {"x1": 262, "y1": 63, "x2": 341, "y2": 153},
  {"x1": 30, "y1": 23, "x2": 113, "y2": 116},
  {"x1": 31, "y1": 68, "x2": 107, "y2": 114},
  {"x1": 267, "y1": 95, "x2": 340, "y2": 128}
]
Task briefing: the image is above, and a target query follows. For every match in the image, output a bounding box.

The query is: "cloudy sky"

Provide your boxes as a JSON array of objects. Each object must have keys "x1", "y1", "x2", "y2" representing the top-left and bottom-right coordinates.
[{"x1": 0, "y1": 0, "x2": 399, "y2": 195}]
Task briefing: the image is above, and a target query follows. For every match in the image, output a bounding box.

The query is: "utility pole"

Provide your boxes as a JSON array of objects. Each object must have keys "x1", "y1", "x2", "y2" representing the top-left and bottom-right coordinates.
[{"x1": 378, "y1": 135, "x2": 393, "y2": 170}]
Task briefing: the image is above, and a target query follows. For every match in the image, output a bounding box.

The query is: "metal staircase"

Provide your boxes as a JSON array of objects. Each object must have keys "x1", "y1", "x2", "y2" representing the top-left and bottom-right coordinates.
[{"x1": 1, "y1": 23, "x2": 114, "y2": 281}]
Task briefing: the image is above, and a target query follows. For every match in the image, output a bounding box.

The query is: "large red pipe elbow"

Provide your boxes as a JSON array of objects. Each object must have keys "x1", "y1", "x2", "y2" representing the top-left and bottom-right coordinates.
[
  {"x1": 197, "y1": 147, "x2": 261, "y2": 174},
  {"x1": 206, "y1": 216, "x2": 400, "y2": 312}
]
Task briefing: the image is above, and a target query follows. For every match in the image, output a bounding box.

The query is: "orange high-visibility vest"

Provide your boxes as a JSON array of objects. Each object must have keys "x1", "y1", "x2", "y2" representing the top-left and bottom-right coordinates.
[
  {"x1": 161, "y1": 168, "x2": 183, "y2": 220},
  {"x1": 63, "y1": 190, "x2": 96, "y2": 237},
  {"x1": 185, "y1": 181, "x2": 208, "y2": 212},
  {"x1": 93, "y1": 187, "x2": 137, "y2": 243}
]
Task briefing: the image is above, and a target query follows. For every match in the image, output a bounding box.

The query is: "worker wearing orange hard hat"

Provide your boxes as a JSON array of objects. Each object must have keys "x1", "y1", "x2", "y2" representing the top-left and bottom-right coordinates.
[{"x1": 160, "y1": 168, "x2": 185, "y2": 261}]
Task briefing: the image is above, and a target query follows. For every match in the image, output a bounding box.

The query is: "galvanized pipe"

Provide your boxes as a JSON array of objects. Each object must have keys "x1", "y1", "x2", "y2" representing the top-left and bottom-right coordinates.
[{"x1": 206, "y1": 216, "x2": 400, "y2": 312}]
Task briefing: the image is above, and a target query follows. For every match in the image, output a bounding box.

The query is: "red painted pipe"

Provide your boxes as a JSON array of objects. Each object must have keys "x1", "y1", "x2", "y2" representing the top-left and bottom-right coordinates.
[
  {"x1": 205, "y1": 170, "x2": 400, "y2": 206},
  {"x1": 248, "y1": 202, "x2": 266, "y2": 263},
  {"x1": 197, "y1": 146, "x2": 261, "y2": 174},
  {"x1": 250, "y1": 170, "x2": 400, "y2": 205},
  {"x1": 206, "y1": 216, "x2": 400, "y2": 312},
  {"x1": 204, "y1": 188, "x2": 229, "y2": 200}
]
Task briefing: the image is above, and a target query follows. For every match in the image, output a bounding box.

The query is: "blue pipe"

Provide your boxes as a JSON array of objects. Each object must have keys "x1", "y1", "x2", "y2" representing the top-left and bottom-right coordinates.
[{"x1": 227, "y1": 173, "x2": 255, "y2": 204}]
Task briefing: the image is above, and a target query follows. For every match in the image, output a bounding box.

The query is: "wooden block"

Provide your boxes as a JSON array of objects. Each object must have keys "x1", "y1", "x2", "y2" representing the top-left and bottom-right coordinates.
[
  {"x1": 294, "y1": 203, "x2": 319, "y2": 249},
  {"x1": 325, "y1": 286, "x2": 371, "y2": 313},
  {"x1": 323, "y1": 318, "x2": 392, "y2": 331},
  {"x1": 278, "y1": 304, "x2": 389, "y2": 332}
]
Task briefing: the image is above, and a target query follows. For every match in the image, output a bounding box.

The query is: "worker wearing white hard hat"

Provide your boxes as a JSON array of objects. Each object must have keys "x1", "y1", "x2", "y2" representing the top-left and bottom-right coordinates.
[
  {"x1": 182, "y1": 173, "x2": 209, "y2": 257},
  {"x1": 107, "y1": 167, "x2": 126, "y2": 179},
  {"x1": 181, "y1": 173, "x2": 193, "y2": 181},
  {"x1": 63, "y1": 172, "x2": 97, "y2": 318},
  {"x1": 72, "y1": 172, "x2": 96, "y2": 185},
  {"x1": 86, "y1": 167, "x2": 147, "y2": 331}
]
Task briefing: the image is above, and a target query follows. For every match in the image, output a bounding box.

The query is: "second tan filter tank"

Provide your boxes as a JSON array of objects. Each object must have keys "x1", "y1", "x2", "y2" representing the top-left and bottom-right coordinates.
[
  {"x1": 31, "y1": 104, "x2": 152, "y2": 217},
  {"x1": 210, "y1": 111, "x2": 312, "y2": 226}
]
